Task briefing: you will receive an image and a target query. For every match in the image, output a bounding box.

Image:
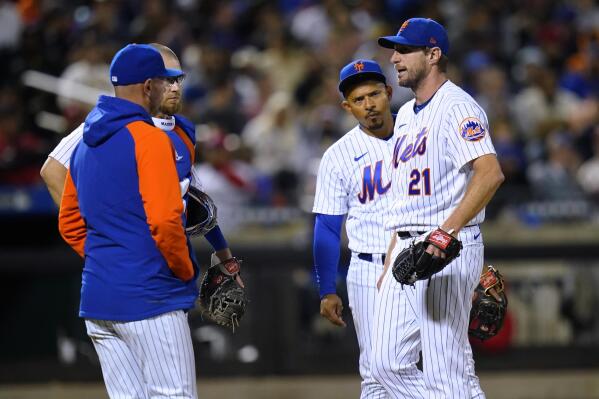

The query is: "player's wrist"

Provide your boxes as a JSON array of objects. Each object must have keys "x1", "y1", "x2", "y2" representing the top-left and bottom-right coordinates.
[
  {"x1": 439, "y1": 225, "x2": 459, "y2": 237},
  {"x1": 320, "y1": 291, "x2": 337, "y2": 300}
]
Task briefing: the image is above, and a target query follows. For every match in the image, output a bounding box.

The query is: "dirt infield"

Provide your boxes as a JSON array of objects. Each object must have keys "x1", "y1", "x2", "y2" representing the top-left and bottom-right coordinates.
[{"x1": 1, "y1": 371, "x2": 598, "y2": 399}]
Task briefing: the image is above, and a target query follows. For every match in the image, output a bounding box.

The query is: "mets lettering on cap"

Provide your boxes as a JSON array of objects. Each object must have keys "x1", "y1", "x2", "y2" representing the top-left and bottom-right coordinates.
[
  {"x1": 460, "y1": 117, "x2": 486, "y2": 142},
  {"x1": 354, "y1": 61, "x2": 365, "y2": 72}
]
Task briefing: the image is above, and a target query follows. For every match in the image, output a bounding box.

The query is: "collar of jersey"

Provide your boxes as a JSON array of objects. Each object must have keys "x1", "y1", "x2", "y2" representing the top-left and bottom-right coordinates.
[
  {"x1": 412, "y1": 79, "x2": 449, "y2": 114},
  {"x1": 358, "y1": 125, "x2": 394, "y2": 141},
  {"x1": 152, "y1": 116, "x2": 175, "y2": 131}
]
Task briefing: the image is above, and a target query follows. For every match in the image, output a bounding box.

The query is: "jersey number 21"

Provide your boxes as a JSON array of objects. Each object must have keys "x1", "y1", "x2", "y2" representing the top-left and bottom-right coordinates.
[{"x1": 408, "y1": 168, "x2": 431, "y2": 195}]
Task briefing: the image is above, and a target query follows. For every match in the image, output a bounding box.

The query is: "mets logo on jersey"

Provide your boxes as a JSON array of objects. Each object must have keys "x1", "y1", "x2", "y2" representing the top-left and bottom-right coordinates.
[
  {"x1": 459, "y1": 117, "x2": 486, "y2": 142},
  {"x1": 354, "y1": 61, "x2": 364, "y2": 72}
]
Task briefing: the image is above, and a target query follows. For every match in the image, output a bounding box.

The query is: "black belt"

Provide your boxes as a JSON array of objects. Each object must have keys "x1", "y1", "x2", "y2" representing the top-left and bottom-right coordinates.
[
  {"x1": 397, "y1": 231, "x2": 425, "y2": 239},
  {"x1": 396, "y1": 225, "x2": 478, "y2": 239},
  {"x1": 358, "y1": 253, "x2": 386, "y2": 264}
]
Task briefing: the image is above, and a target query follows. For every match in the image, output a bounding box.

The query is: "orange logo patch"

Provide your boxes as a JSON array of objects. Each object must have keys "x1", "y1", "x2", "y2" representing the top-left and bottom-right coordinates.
[
  {"x1": 353, "y1": 61, "x2": 364, "y2": 72},
  {"x1": 399, "y1": 20, "x2": 410, "y2": 33},
  {"x1": 460, "y1": 117, "x2": 486, "y2": 142}
]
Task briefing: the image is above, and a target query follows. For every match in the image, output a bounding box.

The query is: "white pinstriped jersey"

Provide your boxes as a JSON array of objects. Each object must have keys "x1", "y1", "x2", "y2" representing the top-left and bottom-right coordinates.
[
  {"x1": 49, "y1": 120, "x2": 204, "y2": 190},
  {"x1": 386, "y1": 80, "x2": 496, "y2": 231},
  {"x1": 49, "y1": 123, "x2": 84, "y2": 167},
  {"x1": 313, "y1": 125, "x2": 399, "y2": 254}
]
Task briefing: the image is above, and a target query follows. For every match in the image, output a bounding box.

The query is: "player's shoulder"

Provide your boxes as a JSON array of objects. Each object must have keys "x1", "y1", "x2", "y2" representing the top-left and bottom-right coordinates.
[
  {"x1": 397, "y1": 98, "x2": 416, "y2": 115},
  {"x1": 323, "y1": 126, "x2": 362, "y2": 155},
  {"x1": 439, "y1": 81, "x2": 484, "y2": 110},
  {"x1": 63, "y1": 123, "x2": 85, "y2": 142},
  {"x1": 72, "y1": 122, "x2": 85, "y2": 134}
]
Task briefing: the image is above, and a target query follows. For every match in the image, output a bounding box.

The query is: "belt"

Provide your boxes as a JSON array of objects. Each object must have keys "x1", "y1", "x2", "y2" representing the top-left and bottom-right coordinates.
[
  {"x1": 396, "y1": 225, "x2": 478, "y2": 239},
  {"x1": 358, "y1": 253, "x2": 386, "y2": 264},
  {"x1": 397, "y1": 231, "x2": 425, "y2": 239}
]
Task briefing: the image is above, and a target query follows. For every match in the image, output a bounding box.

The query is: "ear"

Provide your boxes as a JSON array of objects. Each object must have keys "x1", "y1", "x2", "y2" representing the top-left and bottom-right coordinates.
[
  {"x1": 143, "y1": 79, "x2": 152, "y2": 96},
  {"x1": 429, "y1": 47, "x2": 441, "y2": 66},
  {"x1": 385, "y1": 85, "x2": 393, "y2": 99},
  {"x1": 341, "y1": 99, "x2": 352, "y2": 113}
]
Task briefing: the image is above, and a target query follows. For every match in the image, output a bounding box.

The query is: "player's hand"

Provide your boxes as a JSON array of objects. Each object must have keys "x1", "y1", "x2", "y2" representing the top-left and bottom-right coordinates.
[
  {"x1": 425, "y1": 244, "x2": 446, "y2": 259},
  {"x1": 213, "y1": 250, "x2": 244, "y2": 288},
  {"x1": 320, "y1": 294, "x2": 347, "y2": 327},
  {"x1": 424, "y1": 227, "x2": 458, "y2": 258}
]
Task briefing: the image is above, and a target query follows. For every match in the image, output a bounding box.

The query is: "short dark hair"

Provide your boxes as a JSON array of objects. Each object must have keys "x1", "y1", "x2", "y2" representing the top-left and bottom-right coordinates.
[
  {"x1": 424, "y1": 47, "x2": 449, "y2": 73},
  {"x1": 341, "y1": 74, "x2": 387, "y2": 98},
  {"x1": 437, "y1": 55, "x2": 449, "y2": 72}
]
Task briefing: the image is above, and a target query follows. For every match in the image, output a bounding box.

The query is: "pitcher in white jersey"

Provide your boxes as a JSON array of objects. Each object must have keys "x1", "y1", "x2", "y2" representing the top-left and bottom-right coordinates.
[
  {"x1": 313, "y1": 59, "x2": 397, "y2": 398},
  {"x1": 370, "y1": 18, "x2": 505, "y2": 398}
]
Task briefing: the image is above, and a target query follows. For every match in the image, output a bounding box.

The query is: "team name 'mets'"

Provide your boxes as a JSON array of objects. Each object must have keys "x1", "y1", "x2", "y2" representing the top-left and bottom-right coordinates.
[
  {"x1": 392, "y1": 127, "x2": 428, "y2": 167},
  {"x1": 357, "y1": 127, "x2": 429, "y2": 204}
]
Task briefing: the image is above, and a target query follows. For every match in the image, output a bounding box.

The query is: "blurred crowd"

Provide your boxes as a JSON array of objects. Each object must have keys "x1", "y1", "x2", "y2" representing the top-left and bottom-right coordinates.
[{"x1": 0, "y1": 0, "x2": 598, "y2": 225}]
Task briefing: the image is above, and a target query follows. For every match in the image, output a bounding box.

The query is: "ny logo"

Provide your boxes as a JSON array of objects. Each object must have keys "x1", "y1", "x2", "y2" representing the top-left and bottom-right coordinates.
[
  {"x1": 354, "y1": 62, "x2": 364, "y2": 72},
  {"x1": 399, "y1": 20, "x2": 410, "y2": 33}
]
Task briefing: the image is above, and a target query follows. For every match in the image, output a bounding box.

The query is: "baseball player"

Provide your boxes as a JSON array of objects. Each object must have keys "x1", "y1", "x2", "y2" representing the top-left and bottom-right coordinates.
[
  {"x1": 41, "y1": 43, "x2": 235, "y2": 264},
  {"x1": 370, "y1": 18, "x2": 504, "y2": 398},
  {"x1": 57, "y1": 44, "x2": 208, "y2": 399},
  {"x1": 313, "y1": 59, "x2": 397, "y2": 398}
]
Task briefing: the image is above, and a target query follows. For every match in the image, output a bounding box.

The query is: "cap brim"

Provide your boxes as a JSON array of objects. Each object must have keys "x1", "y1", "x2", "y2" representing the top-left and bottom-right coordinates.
[
  {"x1": 163, "y1": 68, "x2": 185, "y2": 77},
  {"x1": 378, "y1": 35, "x2": 419, "y2": 49},
  {"x1": 339, "y1": 72, "x2": 386, "y2": 94}
]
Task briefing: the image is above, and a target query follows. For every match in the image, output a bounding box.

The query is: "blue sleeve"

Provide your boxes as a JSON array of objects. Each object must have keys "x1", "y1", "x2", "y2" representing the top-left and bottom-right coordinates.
[
  {"x1": 313, "y1": 213, "x2": 344, "y2": 299},
  {"x1": 204, "y1": 225, "x2": 228, "y2": 251}
]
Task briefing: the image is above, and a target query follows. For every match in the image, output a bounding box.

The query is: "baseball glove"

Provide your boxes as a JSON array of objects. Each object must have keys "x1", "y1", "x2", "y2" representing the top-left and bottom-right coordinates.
[
  {"x1": 392, "y1": 228, "x2": 462, "y2": 285},
  {"x1": 198, "y1": 255, "x2": 247, "y2": 331},
  {"x1": 469, "y1": 265, "x2": 508, "y2": 340},
  {"x1": 186, "y1": 186, "x2": 218, "y2": 236}
]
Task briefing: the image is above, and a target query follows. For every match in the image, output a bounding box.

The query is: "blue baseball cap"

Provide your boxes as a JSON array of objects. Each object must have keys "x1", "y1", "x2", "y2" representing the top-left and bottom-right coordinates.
[
  {"x1": 378, "y1": 18, "x2": 449, "y2": 56},
  {"x1": 338, "y1": 59, "x2": 386, "y2": 94},
  {"x1": 109, "y1": 44, "x2": 184, "y2": 86}
]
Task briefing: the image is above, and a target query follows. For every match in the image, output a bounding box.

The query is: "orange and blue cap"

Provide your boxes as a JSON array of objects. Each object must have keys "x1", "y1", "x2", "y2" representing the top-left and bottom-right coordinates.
[
  {"x1": 378, "y1": 18, "x2": 449, "y2": 55},
  {"x1": 109, "y1": 44, "x2": 183, "y2": 86},
  {"x1": 338, "y1": 59, "x2": 386, "y2": 94}
]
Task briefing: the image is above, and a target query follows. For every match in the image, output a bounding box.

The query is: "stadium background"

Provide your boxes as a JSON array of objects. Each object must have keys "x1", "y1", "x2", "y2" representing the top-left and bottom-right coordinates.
[{"x1": 0, "y1": 0, "x2": 598, "y2": 397}]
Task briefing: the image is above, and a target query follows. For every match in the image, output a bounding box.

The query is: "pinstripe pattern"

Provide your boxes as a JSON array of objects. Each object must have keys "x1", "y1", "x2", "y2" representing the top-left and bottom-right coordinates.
[
  {"x1": 347, "y1": 254, "x2": 388, "y2": 398},
  {"x1": 86, "y1": 310, "x2": 197, "y2": 399},
  {"x1": 49, "y1": 123, "x2": 84, "y2": 167},
  {"x1": 313, "y1": 126, "x2": 397, "y2": 253},
  {"x1": 372, "y1": 227, "x2": 485, "y2": 399},
  {"x1": 313, "y1": 124, "x2": 397, "y2": 397},
  {"x1": 386, "y1": 81, "x2": 496, "y2": 231},
  {"x1": 372, "y1": 80, "x2": 492, "y2": 398}
]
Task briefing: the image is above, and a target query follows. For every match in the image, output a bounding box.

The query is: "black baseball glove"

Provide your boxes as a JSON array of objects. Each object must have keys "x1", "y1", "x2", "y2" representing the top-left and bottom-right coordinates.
[
  {"x1": 198, "y1": 255, "x2": 247, "y2": 331},
  {"x1": 469, "y1": 265, "x2": 508, "y2": 340},
  {"x1": 186, "y1": 186, "x2": 217, "y2": 236},
  {"x1": 392, "y1": 228, "x2": 462, "y2": 285}
]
